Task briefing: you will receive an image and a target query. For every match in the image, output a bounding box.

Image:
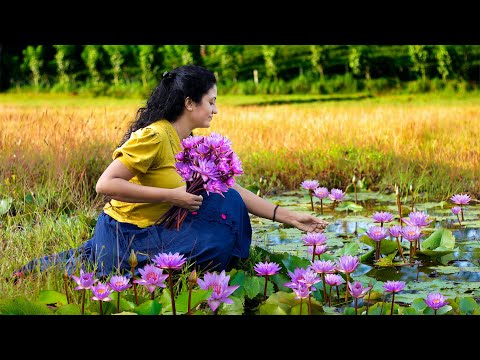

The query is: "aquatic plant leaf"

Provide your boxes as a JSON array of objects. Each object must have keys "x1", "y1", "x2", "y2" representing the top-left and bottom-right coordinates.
[
  {"x1": 174, "y1": 289, "x2": 212, "y2": 314},
  {"x1": 428, "y1": 266, "x2": 480, "y2": 274},
  {"x1": 258, "y1": 303, "x2": 288, "y2": 315},
  {"x1": 398, "y1": 306, "x2": 420, "y2": 315},
  {"x1": 271, "y1": 273, "x2": 292, "y2": 292},
  {"x1": 37, "y1": 290, "x2": 68, "y2": 307},
  {"x1": 359, "y1": 235, "x2": 399, "y2": 255},
  {"x1": 359, "y1": 249, "x2": 375, "y2": 262},
  {"x1": 281, "y1": 253, "x2": 311, "y2": 272},
  {"x1": 411, "y1": 298, "x2": 428, "y2": 311},
  {"x1": 0, "y1": 296, "x2": 54, "y2": 315},
  {"x1": 218, "y1": 296, "x2": 245, "y2": 315},
  {"x1": 457, "y1": 297, "x2": 479, "y2": 315},
  {"x1": 334, "y1": 242, "x2": 359, "y2": 256},
  {"x1": 55, "y1": 303, "x2": 82, "y2": 315},
  {"x1": 229, "y1": 269, "x2": 246, "y2": 298},
  {"x1": 343, "y1": 307, "x2": 356, "y2": 315},
  {"x1": 374, "y1": 252, "x2": 397, "y2": 267},
  {"x1": 326, "y1": 238, "x2": 345, "y2": 248},
  {"x1": 134, "y1": 299, "x2": 162, "y2": 315},
  {"x1": 242, "y1": 276, "x2": 264, "y2": 299},
  {"x1": 422, "y1": 305, "x2": 452, "y2": 315},
  {"x1": 394, "y1": 293, "x2": 427, "y2": 304},
  {"x1": 421, "y1": 228, "x2": 455, "y2": 251},
  {"x1": 335, "y1": 201, "x2": 364, "y2": 212}
]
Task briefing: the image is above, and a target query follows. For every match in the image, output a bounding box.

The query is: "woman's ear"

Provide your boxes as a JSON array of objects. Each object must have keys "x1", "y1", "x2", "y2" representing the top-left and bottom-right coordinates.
[{"x1": 185, "y1": 97, "x2": 193, "y2": 111}]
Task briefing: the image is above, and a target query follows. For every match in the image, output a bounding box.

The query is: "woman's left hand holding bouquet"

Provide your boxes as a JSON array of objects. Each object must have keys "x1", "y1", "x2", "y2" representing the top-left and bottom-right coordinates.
[{"x1": 169, "y1": 185, "x2": 203, "y2": 211}]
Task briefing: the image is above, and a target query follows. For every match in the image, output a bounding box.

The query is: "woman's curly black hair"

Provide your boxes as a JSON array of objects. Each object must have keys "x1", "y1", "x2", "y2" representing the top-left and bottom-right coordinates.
[{"x1": 119, "y1": 64, "x2": 216, "y2": 146}]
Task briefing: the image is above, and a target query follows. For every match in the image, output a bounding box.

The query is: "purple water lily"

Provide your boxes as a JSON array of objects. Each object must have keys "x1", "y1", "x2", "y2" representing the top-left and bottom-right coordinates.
[
  {"x1": 450, "y1": 193, "x2": 471, "y2": 205},
  {"x1": 254, "y1": 261, "x2": 282, "y2": 277},
  {"x1": 452, "y1": 206, "x2": 461, "y2": 215},
  {"x1": 71, "y1": 269, "x2": 98, "y2": 315},
  {"x1": 152, "y1": 252, "x2": 187, "y2": 270},
  {"x1": 310, "y1": 259, "x2": 336, "y2": 303},
  {"x1": 133, "y1": 263, "x2": 169, "y2": 295},
  {"x1": 348, "y1": 281, "x2": 373, "y2": 315},
  {"x1": 425, "y1": 293, "x2": 449, "y2": 314},
  {"x1": 254, "y1": 261, "x2": 283, "y2": 300},
  {"x1": 366, "y1": 226, "x2": 389, "y2": 261},
  {"x1": 302, "y1": 232, "x2": 327, "y2": 246},
  {"x1": 197, "y1": 270, "x2": 239, "y2": 313},
  {"x1": 152, "y1": 252, "x2": 186, "y2": 315},
  {"x1": 329, "y1": 188, "x2": 345, "y2": 202},
  {"x1": 284, "y1": 267, "x2": 308, "y2": 290},
  {"x1": 300, "y1": 180, "x2": 319, "y2": 190},
  {"x1": 90, "y1": 282, "x2": 114, "y2": 315},
  {"x1": 372, "y1": 211, "x2": 394, "y2": 225},
  {"x1": 307, "y1": 245, "x2": 327, "y2": 257},
  {"x1": 109, "y1": 275, "x2": 132, "y2": 313},
  {"x1": 389, "y1": 225, "x2": 403, "y2": 238},
  {"x1": 384, "y1": 280, "x2": 405, "y2": 315},
  {"x1": 109, "y1": 275, "x2": 131, "y2": 292},
  {"x1": 336, "y1": 255, "x2": 359, "y2": 302},
  {"x1": 90, "y1": 282, "x2": 113, "y2": 302},
  {"x1": 313, "y1": 187, "x2": 329, "y2": 199},
  {"x1": 324, "y1": 274, "x2": 345, "y2": 306},
  {"x1": 403, "y1": 211, "x2": 433, "y2": 227},
  {"x1": 71, "y1": 269, "x2": 97, "y2": 290}
]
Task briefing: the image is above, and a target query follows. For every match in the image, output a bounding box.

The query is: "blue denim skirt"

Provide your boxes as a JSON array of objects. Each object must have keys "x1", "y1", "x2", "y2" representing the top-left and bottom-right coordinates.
[{"x1": 18, "y1": 188, "x2": 252, "y2": 278}]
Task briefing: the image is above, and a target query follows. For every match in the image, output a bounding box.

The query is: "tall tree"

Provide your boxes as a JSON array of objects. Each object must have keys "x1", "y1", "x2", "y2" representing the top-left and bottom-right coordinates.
[
  {"x1": 53, "y1": 45, "x2": 75, "y2": 89},
  {"x1": 103, "y1": 45, "x2": 128, "y2": 86},
  {"x1": 81, "y1": 45, "x2": 102, "y2": 85},
  {"x1": 22, "y1": 45, "x2": 43, "y2": 90},
  {"x1": 408, "y1": 45, "x2": 428, "y2": 82},
  {"x1": 435, "y1": 45, "x2": 453, "y2": 82},
  {"x1": 262, "y1": 45, "x2": 278, "y2": 81}
]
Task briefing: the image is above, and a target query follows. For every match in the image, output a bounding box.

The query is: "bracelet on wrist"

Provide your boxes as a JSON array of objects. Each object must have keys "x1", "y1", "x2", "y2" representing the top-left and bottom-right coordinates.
[{"x1": 272, "y1": 204, "x2": 280, "y2": 222}]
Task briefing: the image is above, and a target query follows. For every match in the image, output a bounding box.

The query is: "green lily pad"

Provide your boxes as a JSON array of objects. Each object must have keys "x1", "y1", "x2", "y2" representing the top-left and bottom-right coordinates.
[{"x1": 418, "y1": 228, "x2": 456, "y2": 257}]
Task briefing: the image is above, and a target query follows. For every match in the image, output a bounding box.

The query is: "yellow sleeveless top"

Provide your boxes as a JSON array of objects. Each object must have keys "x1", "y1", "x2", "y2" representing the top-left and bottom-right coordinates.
[{"x1": 103, "y1": 119, "x2": 184, "y2": 228}]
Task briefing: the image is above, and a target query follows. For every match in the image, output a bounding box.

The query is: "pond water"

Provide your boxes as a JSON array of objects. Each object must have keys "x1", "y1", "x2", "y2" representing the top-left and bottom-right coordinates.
[{"x1": 250, "y1": 190, "x2": 480, "y2": 302}]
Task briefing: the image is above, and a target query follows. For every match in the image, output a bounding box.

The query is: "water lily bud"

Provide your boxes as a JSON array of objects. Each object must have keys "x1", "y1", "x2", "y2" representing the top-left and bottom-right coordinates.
[
  {"x1": 128, "y1": 249, "x2": 138, "y2": 268},
  {"x1": 188, "y1": 269, "x2": 198, "y2": 285}
]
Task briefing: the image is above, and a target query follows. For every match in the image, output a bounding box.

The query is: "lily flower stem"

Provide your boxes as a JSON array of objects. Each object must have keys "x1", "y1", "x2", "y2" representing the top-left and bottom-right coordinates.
[
  {"x1": 456, "y1": 214, "x2": 462, "y2": 226},
  {"x1": 321, "y1": 274, "x2": 327, "y2": 304},
  {"x1": 168, "y1": 269, "x2": 176, "y2": 315},
  {"x1": 311, "y1": 245, "x2": 316, "y2": 263},
  {"x1": 320, "y1": 199, "x2": 323, "y2": 215},
  {"x1": 299, "y1": 298, "x2": 303, "y2": 315},
  {"x1": 132, "y1": 267, "x2": 139, "y2": 305},
  {"x1": 354, "y1": 298, "x2": 358, "y2": 315},
  {"x1": 461, "y1": 207, "x2": 464, "y2": 222},
  {"x1": 187, "y1": 283, "x2": 193, "y2": 315},
  {"x1": 328, "y1": 286, "x2": 333, "y2": 307},
  {"x1": 117, "y1": 293, "x2": 120, "y2": 313},
  {"x1": 396, "y1": 236, "x2": 406, "y2": 263},
  {"x1": 409, "y1": 242, "x2": 414, "y2": 264},
  {"x1": 99, "y1": 301, "x2": 103, "y2": 315},
  {"x1": 64, "y1": 280, "x2": 70, "y2": 304},
  {"x1": 151, "y1": 290, "x2": 155, "y2": 300},
  {"x1": 81, "y1": 288, "x2": 86, "y2": 315},
  {"x1": 345, "y1": 273, "x2": 350, "y2": 302},
  {"x1": 336, "y1": 286, "x2": 340, "y2": 304},
  {"x1": 390, "y1": 293, "x2": 395, "y2": 315},
  {"x1": 309, "y1": 191, "x2": 314, "y2": 211},
  {"x1": 308, "y1": 293, "x2": 312, "y2": 315},
  {"x1": 366, "y1": 288, "x2": 372, "y2": 315},
  {"x1": 263, "y1": 275, "x2": 268, "y2": 301}
]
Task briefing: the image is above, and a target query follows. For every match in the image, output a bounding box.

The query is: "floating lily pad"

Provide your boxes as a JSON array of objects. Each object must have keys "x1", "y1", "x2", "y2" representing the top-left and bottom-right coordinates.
[{"x1": 418, "y1": 228, "x2": 456, "y2": 257}]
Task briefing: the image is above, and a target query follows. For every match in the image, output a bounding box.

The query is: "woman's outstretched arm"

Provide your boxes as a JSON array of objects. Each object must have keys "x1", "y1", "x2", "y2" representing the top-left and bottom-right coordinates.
[{"x1": 233, "y1": 183, "x2": 328, "y2": 233}]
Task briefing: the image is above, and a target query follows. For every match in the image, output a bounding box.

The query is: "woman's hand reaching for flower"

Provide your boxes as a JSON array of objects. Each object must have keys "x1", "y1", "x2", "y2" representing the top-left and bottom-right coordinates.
[{"x1": 291, "y1": 212, "x2": 328, "y2": 233}]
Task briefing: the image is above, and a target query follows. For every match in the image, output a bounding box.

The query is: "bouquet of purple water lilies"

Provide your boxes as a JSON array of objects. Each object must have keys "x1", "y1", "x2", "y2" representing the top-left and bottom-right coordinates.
[{"x1": 157, "y1": 132, "x2": 243, "y2": 230}]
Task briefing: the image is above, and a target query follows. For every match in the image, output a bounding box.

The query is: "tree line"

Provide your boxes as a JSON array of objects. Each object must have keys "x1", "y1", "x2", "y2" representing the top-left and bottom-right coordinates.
[{"x1": 0, "y1": 44, "x2": 478, "y2": 96}]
